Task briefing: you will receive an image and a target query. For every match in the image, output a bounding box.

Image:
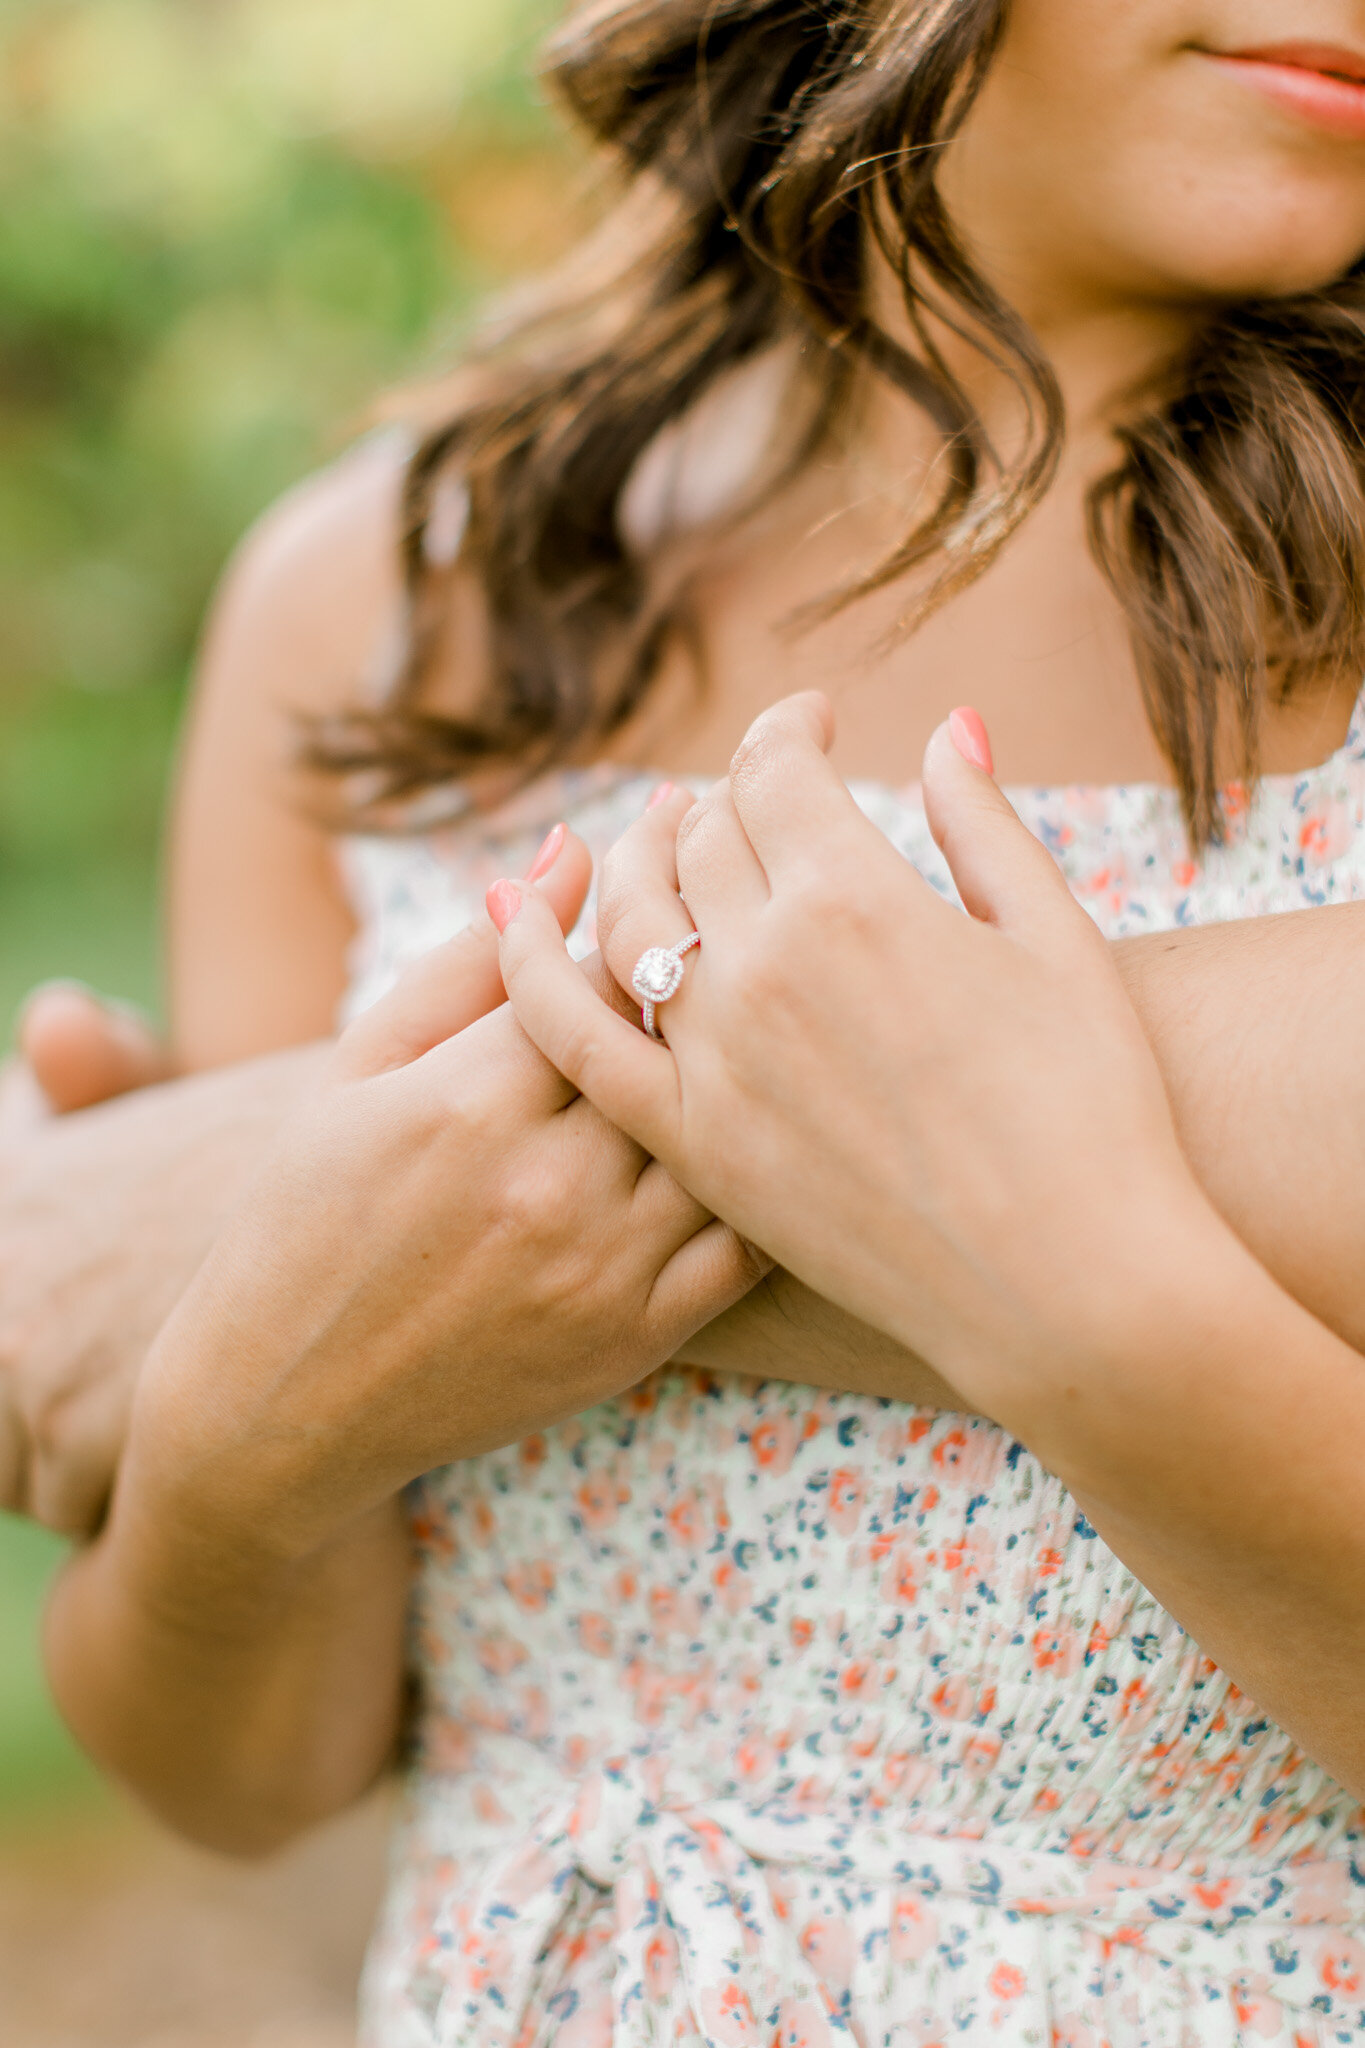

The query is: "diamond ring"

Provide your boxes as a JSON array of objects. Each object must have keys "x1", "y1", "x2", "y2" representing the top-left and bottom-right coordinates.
[{"x1": 631, "y1": 931, "x2": 701, "y2": 1040}]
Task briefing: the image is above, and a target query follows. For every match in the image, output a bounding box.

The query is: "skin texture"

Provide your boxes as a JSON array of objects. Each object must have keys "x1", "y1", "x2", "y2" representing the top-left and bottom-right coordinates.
[
  {"x1": 492, "y1": 693, "x2": 1365, "y2": 1795},
  {"x1": 29, "y1": 0, "x2": 1365, "y2": 1836}
]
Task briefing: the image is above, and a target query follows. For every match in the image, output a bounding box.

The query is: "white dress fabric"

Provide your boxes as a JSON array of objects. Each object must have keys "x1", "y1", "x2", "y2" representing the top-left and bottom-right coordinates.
[{"x1": 340, "y1": 713, "x2": 1365, "y2": 2048}]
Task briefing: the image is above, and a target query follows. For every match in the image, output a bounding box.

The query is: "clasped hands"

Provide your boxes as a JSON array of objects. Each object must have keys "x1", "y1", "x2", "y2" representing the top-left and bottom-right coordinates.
[{"x1": 66, "y1": 691, "x2": 1251, "y2": 1576}]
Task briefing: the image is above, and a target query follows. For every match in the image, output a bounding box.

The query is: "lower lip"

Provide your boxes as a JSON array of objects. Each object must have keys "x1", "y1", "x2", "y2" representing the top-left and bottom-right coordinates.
[{"x1": 1204, "y1": 52, "x2": 1365, "y2": 140}]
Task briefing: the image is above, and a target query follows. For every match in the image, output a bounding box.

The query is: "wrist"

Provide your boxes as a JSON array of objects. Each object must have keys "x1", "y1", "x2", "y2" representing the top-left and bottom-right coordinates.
[{"x1": 1007, "y1": 1198, "x2": 1297, "y2": 1496}]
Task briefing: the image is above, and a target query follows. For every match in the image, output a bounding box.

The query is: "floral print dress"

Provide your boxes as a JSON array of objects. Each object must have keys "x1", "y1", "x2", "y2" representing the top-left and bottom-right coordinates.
[{"x1": 340, "y1": 708, "x2": 1365, "y2": 2048}]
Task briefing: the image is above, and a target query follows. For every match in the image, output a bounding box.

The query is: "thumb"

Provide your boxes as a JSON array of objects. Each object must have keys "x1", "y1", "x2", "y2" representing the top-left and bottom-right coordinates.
[
  {"x1": 922, "y1": 709, "x2": 1082, "y2": 946},
  {"x1": 336, "y1": 823, "x2": 593, "y2": 1078},
  {"x1": 18, "y1": 982, "x2": 173, "y2": 1112}
]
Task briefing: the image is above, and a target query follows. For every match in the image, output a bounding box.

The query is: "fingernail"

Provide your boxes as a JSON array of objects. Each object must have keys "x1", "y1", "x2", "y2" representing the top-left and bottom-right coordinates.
[
  {"x1": 486, "y1": 880, "x2": 521, "y2": 933},
  {"x1": 647, "y1": 782, "x2": 676, "y2": 811},
  {"x1": 525, "y1": 823, "x2": 566, "y2": 882},
  {"x1": 948, "y1": 707, "x2": 994, "y2": 776}
]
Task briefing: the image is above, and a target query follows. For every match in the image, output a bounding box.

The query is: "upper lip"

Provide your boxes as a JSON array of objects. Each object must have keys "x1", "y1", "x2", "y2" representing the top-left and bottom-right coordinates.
[{"x1": 1214, "y1": 40, "x2": 1365, "y2": 83}]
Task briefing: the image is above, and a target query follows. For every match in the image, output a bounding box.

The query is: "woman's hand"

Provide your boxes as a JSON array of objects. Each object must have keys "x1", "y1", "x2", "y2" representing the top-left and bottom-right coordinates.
[
  {"x1": 491, "y1": 699, "x2": 1365, "y2": 1794},
  {"x1": 490, "y1": 696, "x2": 1226, "y2": 1449}
]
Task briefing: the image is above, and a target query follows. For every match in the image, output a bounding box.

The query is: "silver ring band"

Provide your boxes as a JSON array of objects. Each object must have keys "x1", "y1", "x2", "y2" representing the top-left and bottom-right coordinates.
[{"x1": 631, "y1": 931, "x2": 701, "y2": 1040}]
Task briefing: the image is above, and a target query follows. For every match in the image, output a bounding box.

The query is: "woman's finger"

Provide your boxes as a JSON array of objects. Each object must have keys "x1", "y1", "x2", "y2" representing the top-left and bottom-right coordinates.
[
  {"x1": 671, "y1": 779, "x2": 769, "y2": 928},
  {"x1": 725, "y1": 692, "x2": 864, "y2": 883},
  {"x1": 337, "y1": 826, "x2": 592, "y2": 1080},
  {"x1": 594, "y1": 785, "x2": 709, "y2": 1038},
  {"x1": 922, "y1": 715, "x2": 1095, "y2": 954},
  {"x1": 490, "y1": 879, "x2": 682, "y2": 1162}
]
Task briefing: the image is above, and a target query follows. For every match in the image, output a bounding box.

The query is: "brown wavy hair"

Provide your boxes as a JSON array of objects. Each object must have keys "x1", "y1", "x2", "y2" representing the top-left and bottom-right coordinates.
[{"x1": 310, "y1": 0, "x2": 1365, "y2": 844}]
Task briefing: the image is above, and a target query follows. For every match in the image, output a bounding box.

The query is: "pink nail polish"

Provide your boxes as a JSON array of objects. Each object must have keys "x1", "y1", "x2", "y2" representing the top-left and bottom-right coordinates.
[
  {"x1": 948, "y1": 707, "x2": 994, "y2": 776},
  {"x1": 486, "y1": 880, "x2": 521, "y2": 933},
  {"x1": 647, "y1": 782, "x2": 676, "y2": 811},
  {"x1": 525, "y1": 823, "x2": 565, "y2": 882}
]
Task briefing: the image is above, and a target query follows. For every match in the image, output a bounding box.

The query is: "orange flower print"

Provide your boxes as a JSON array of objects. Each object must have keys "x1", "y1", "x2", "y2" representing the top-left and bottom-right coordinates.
[
  {"x1": 799, "y1": 1914, "x2": 855, "y2": 1990},
  {"x1": 963, "y1": 1732, "x2": 1002, "y2": 1776},
  {"x1": 1320, "y1": 1935, "x2": 1365, "y2": 1995},
  {"x1": 827, "y1": 1466, "x2": 865, "y2": 1536},
  {"x1": 751, "y1": 1410, "x2": 798, "y2": 1475},
  {"x1": 1031, "y1": 1624, "x2": 1081, "y2": 1675},
  {"x1": 839, "y1": 1657, "x2": 882, "y2": 1702},
  {"x1": 667, "y1": 1492, "x2": 706, "y2": 1547},
  {"x1": 475, "y1": 1632, "x2": 528, "y2": 1677},
  {"x1": 575, "y1": 1469, "x2": 628, "y2": 1531},
  {"x1": 790, "y1": 1615, "x2": 814, "y2": 1651},
  {"x1": 931, "y1": 1424, "x2": 1001, "y2": 1490},
  {"x1": 890, "y1": 1893, "x2": 939, "y2": 1963},
  {"x1": 712, "y1": 1556, "x2": 749, "y2": 1616},
  {"x1": 1299, "y1": 803, "x2": 1352, "y2": 866},
  {"x1": 929, "y1": 1675, "x2": 975, "y2": 1721},
  {"x1": 1221, "y1": 779, "x2": 1250, "y2": 827},
  {"x1": 699, "y1": 1980, "x2": 763, "y2": 2045},
  {"x1": 576, "y1": 1611, "x2": 615, "y2": 1658},
  {"x1": 642, "y1": 1931, "x2": 679, "y2": 2000},
  {"x1": 1229, "y1": 1976, "x2": 1284, "y2": 2037},
  {"x1": 880, "y1": 1545, "x2": 920, "y2": 1606},
  {"x1": 734, "y1": 1737, "x2": 777, "y2": 1786},
  {"x1": 989, "y1": 1962, "x2": 1027, "y2": 2000},
  {"x1": 503, "y1": 1560, "x2": 555, "y2": 1612},
  {"x1": 775, "y1": 1996, "x2": 837, "y2": 2048}
]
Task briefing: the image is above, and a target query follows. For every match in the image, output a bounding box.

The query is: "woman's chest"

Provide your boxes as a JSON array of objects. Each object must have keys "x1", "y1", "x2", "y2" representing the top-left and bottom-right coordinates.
[{"x1": 407, "y1": 1372, "x2": 1357, "y2": 1866}]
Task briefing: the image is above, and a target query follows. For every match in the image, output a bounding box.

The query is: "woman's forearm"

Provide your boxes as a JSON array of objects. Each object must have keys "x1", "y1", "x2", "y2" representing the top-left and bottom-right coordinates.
[
  {"x1": 1030, "y1": 1214, "x2": 1365, "y2": 1797},
  {"x1": 46, "y1": 1455, "x2": 410, "y2": 1856},
  {"x1": 1114, "y1": 901, "x2": 1365, "y2": 1350},
  {"x1": 682, "y1": 902, "x2": 1365, "y2": 1395}
]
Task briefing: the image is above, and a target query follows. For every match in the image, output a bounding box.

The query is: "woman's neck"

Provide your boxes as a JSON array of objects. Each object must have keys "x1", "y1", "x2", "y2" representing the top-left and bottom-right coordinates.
[{"x1": 855, "y1": 230, "x2": 1205, "y2": 483}]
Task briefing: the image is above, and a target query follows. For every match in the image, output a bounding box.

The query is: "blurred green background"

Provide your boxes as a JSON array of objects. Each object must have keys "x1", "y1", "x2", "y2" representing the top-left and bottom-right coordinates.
[{"x1": 0, "y1": 0, "x2": 573, "y2": 1821}]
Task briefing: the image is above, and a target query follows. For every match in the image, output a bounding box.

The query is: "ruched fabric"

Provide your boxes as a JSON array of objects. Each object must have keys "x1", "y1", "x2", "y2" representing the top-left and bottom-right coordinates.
[{"x1": 412, "y1": 1763, "x2": 1365, "y2": 2047}]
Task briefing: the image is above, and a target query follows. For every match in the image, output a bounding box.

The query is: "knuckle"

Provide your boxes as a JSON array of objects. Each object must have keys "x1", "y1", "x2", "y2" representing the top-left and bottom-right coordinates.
[
  {"x1": 673, "y1": 789, "x2": 718, "y2": 860},
  {"x1": 727, "y1": 719, "x2": 783, "y2": 798},
  {"x1": 594, "y1": 847, "x2": 630, "y2": 955}
]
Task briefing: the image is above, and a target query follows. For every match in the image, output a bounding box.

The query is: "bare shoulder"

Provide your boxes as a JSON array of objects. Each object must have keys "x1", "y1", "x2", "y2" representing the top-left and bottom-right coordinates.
[{"x1": 201, "y1": 433, "x2": 410, "y2": 721}]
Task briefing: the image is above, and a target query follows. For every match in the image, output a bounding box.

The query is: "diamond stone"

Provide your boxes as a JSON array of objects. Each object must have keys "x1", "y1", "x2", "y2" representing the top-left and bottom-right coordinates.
[{"x1": 632, "y1": 947, "x2": 685, "y2": 1004}]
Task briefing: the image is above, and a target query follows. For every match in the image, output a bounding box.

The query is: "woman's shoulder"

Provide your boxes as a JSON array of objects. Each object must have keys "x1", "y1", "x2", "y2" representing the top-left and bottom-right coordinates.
[{"x1": 205, "y1": 431, "x2": 485, "y2": 726}]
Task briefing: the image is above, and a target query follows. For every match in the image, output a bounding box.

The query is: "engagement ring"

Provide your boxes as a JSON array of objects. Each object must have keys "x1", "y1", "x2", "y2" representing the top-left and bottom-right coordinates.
[{"x1": 631, "y1": 931, "x2": 701, "y2": 1040}]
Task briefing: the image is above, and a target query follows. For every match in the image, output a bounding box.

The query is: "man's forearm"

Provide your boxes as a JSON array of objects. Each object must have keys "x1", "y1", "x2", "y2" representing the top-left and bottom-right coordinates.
[
  {"x1": 0, "y1": 1042, "x2": 329, "y2": 1533},
  {"x1": 682, "y1": 903, "x2": 1365, "y2": 1394},
  {"x1": 47, "y1": 1475, "x2": 409, "y2": 1854}
]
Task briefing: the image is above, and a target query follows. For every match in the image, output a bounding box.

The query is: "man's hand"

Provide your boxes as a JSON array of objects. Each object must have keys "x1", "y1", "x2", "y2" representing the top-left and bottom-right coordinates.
[
  {"x1": 18, "y1": 982, "x2": 174, "y2": 1114},
  {"x1": 0, "y1": 1039, "x2": 329, "y2": 1536},
  {"x1": 0, "y1": 828, "x2": 601, "y2": 1542}
]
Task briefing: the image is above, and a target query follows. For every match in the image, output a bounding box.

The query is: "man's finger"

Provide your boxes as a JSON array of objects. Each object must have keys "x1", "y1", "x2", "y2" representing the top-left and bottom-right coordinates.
[
  {"x1": 491, "y1": 880, "x2": 681, "y2": 1160},
  {"x1": 19, "y1": 984, "x2": 173, "y2": 1113},
  {"x1": 337, "y1": 826, "x2": 592, "y2": 1079}
]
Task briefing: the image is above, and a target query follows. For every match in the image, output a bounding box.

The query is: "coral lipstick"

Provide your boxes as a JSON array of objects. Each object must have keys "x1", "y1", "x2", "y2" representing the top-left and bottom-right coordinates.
[{"x1": 1203, "y1": 41, "x2": 1365, "y2": 139}]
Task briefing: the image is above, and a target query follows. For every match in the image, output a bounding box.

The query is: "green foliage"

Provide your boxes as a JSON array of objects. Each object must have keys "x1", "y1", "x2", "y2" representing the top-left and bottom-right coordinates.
[{"x1": 0, "y1": 0, "x2": 568, "y2": 1807}]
